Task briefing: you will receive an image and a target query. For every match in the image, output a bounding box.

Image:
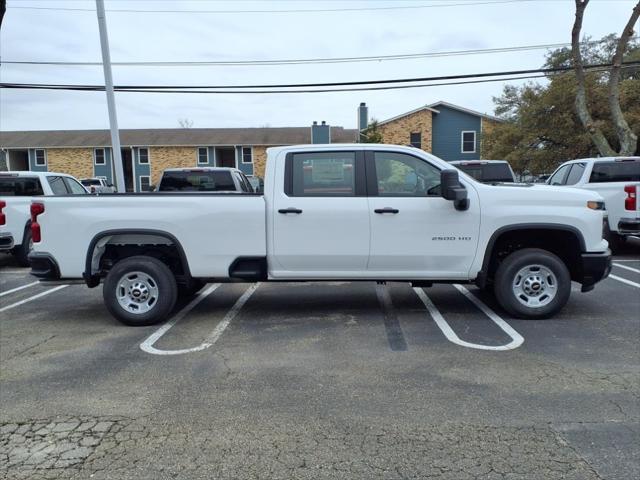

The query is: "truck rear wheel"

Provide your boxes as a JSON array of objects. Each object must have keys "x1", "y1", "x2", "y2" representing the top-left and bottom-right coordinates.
[
  {"x1": 103, "y1": 256, "x2": 177, "y2": 326},
  {"x1": 494, "y1": 248, "x2": 571, "y2": 319}
]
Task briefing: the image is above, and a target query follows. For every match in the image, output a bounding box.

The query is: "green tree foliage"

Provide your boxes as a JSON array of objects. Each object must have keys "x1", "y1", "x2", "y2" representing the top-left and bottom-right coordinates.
[
  {"x1": 484, "y1": 36, "x2": 640, "y2": 174},
  {"x1": 361, "y1": 119, "x2": 384, "y2": 143}
]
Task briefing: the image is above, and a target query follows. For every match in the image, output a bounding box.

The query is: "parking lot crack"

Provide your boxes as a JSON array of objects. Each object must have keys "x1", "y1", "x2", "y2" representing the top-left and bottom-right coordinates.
[{"x1": 4, "y1": 335, "x2": 56, "y2": 362}]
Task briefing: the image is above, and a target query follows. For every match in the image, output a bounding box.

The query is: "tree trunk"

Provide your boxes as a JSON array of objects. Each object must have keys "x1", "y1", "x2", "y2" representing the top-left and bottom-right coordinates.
[
  {"x1": 571, "y1": 0, "x2": 617, "y2": 156},
  {"x1": 608, "y1": 1, "x2": 640, "y2": 156}
]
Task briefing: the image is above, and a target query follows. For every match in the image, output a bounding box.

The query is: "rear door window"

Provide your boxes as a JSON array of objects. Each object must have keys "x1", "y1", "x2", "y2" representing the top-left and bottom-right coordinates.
[
  {"x1": 589, "y1": 160, "x2": 640, "y2": 183},
  {"x1": 158, "y1": 171, "x2": 237, "y2": 191},
  {"x1": 565, "y1": 163, "x2": 586, "y2": 185},
  {"x1": 288, "y1": 152, "x2": 357, "y2": 197},
  {"x1": 63, "y1": 177, "x2": 88, "y2": 194},
  {"x1": 0, "y1": 177, "x2": 44, "y2": 196},
  {"x1": 548, "y1": 164, "x2": 572, "y2": 185},
  {"x1": 47, "y1": 176, "x2": 69, "y2": 195}
]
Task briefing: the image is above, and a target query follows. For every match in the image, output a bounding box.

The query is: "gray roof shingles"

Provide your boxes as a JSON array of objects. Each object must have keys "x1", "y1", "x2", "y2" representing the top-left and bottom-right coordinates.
[{"x1": 0, "y1": 127, "x2": 358, "y2": 149}]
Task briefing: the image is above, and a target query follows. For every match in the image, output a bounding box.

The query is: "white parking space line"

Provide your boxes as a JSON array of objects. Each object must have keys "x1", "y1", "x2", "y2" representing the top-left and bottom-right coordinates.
[
  {"x1": 0, "y1": 281, "x2": 39, "y2": 298},
  {"x1": 0, "y1": 285, "x2": 68, "y2": 313},
  {"x1": 611, "y1": 259, "x2": 640, "y2": 262},
  {"x1": 609, "y1": 274, "x2": 640, "y2": 289},
  {"x1": 612, "y1": 263, "x2": 640, "y2": 274},
  {"x1": 413, "y1": 285, "x2": 524, "y2": 351},
  {"x1": 0, "y1": 269, "x2": 32, "y2": 275},
  {"x1": 141, "y1": 283, "x2": 259, "y2": 356}
]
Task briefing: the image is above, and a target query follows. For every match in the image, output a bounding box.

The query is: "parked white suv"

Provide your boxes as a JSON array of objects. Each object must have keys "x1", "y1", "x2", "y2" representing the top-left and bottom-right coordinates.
[
  {"x1": 547, "y1": 157, "x2": 639, "y2": 250},
  {"x1": 0, "y1": 171, "x2": 88, "y2": 266}
]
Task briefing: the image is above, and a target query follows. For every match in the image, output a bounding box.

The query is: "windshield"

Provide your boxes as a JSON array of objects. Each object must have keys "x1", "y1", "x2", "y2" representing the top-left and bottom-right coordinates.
[
  {"x1": 81, "y1": 179, "x2": 102, "y2": 186},
  {"x1": 158, "y1": 171, "x2": 236, "y2": 191},
  {"x1": 589, "y1": 160, "x2": 640, "y2": 182},
  {"x1": 0, "y1": 177, "x2": 44, "y2": 196},
  {"x1": 455, "y1": 163, "x2": 515, "y2": 182}
]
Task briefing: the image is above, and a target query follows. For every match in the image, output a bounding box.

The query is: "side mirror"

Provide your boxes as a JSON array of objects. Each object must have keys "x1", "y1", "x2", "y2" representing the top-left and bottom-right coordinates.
[{"x1": 440, "y1": 169, "x2": 470, "y2": 211}]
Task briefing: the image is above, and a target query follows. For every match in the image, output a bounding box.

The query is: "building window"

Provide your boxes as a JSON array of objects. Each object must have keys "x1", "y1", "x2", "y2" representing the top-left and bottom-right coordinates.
[
  {"x1": 197, "y1": 147, "x2": 209, "y2": 165},
  {"x1": 409, "y1": 132, "x2": 421, "y2": 149},
  {"x1": 94, "y1": 148, "x2": 106, "y2": 165},
  {"x1": 34, "y1": 149, "x2": 47, "y2": 166},
  {"x1": 139, "y1": 175, "x2": 151, "y2": 192},
  {"x1": 242, "y1": 147, "x2": 253, "y2": 164},
  {"x1": 461, "y1": 131, "x2": 476, "y2": 153},
  {"x1": 139, "y1": 148, "x2": 149, "y2": 164}
]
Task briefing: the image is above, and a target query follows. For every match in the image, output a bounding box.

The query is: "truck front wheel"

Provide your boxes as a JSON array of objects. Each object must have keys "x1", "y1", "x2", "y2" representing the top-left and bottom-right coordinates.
[
  {"x1": 103, "y1": 256, "x2": 177, "y2": 326},
  {"x1": 494, "y1": 248, "x2": 571, "y2": 319}
]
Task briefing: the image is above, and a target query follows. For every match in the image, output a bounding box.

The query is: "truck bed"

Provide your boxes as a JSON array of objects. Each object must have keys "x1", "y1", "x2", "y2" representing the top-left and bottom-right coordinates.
[{"x1": 34, "y1": 193, "x2": 266, "y2": 279}]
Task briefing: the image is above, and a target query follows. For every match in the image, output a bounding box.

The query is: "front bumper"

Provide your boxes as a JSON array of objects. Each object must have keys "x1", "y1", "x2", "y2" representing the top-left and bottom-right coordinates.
[
  {"x1": 617, "y1": 218, "x2": 640, "y2": 236},
  {"x1": 0, "y1": 232, "x2": 14, "y2": 251},
  {"x1": 579, "y1": 249, "x2": 612, "y2": 292},
  {"x1": 28, "y1": 252, "x2": 61, "y2": 280}
]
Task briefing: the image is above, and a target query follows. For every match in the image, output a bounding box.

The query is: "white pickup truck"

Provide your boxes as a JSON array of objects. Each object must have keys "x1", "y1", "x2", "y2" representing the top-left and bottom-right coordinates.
[
  {"x1": 29, "y1": 144, "x2": 611, "y2": 326},
  {"x1": 0, "y1": 171, "x2": 88, "y2": 265},
  {"x1": 547, "y1": 157, "x2": 640, "y2": 251}
]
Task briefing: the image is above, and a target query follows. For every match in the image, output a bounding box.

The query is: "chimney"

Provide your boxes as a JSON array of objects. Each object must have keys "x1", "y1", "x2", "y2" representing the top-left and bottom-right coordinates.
[
  {"x1": 357, "y1": 102, "x2": 368, "y2": 142},
  {"x1": 311, "y1": 120, "x2": 331, "y2": 144}
]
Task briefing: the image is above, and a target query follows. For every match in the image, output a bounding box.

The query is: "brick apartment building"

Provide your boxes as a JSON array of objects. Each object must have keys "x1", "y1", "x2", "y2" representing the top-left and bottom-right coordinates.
[{"x1": 0, "y1": 101, "x2": 500, "y2": 192}]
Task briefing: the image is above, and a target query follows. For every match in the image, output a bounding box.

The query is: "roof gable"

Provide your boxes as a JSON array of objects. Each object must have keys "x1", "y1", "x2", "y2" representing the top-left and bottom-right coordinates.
[{"x1": 427, "y1": 101, "x2": 502, "y2": 122}]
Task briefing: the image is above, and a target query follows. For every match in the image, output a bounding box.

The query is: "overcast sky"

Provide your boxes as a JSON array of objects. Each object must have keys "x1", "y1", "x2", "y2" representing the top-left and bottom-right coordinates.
[{"x1": 0, "y1": 0, "x2": 636, "y2": 131}]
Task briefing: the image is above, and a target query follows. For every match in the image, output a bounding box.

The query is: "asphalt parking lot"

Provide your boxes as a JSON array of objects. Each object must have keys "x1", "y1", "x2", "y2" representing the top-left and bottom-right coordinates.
[{"x1": 1, "y1": 241, "x2": 639, "y2": 480}]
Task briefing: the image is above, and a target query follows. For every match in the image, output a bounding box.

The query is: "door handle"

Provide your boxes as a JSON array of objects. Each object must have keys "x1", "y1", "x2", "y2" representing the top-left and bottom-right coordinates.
[
  {"x1": 278, "y1": 208, "x2": 303, "y2": 214},
  {"x1": 374, "y1": 208, "x2": 399, "y2": 214}
]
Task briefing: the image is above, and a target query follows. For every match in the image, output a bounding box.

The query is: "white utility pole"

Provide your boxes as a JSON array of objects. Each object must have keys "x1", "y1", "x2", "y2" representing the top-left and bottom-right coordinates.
[{"x1": 95, "y1": 0, "x2": 125, "y2": 192}]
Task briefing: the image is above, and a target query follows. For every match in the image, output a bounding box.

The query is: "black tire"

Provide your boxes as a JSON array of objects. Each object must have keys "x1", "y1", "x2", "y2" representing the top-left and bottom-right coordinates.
[
  {"x1": 14, "y1": 228, "x2": 32, "y2": 267},
  {"x1": 177, "y1": 279, "x2": 206, "y2": 298},
  {"x1": 603, "y1": 223, "x2": 625, "y2": 253},
  {"x1": 103, "y1": 256, "x2": 177, "y2": 326},
  {"x1": 494, "y1": 248, "x2": 571, "y2": 319}
]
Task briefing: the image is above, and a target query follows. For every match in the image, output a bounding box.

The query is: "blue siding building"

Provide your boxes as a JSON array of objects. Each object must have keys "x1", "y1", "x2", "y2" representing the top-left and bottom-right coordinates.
[{"x1": 374, "y1": 101, "x2": 502, "y2": 162}]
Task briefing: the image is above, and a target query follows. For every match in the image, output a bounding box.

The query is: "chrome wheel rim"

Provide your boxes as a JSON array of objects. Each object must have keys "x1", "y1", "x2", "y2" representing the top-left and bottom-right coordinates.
[
  {"x1": 116, "y1": 271, "x2": 159, "y2": 314},
  {"x1": 512, "y1": 264, "x2": 558, "y2": 308}
]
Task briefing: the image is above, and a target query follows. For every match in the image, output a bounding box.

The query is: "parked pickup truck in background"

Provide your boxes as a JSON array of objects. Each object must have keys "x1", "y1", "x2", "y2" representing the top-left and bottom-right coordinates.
[
  {"x1": 80, "y1": 177, "x2": 116, "y2": 194},
  {"x1": 29, "y1": 144, "x2": 611, "y2": 326},
  {"x1": 157, "y1": 167, "x2": 254, "y2": 192},
  {"x1": 450, "y1": 160, "x2": 516, "y2": 183},
  {"x1": 0, "y1": 171, "x2": 88, "y2": 266},
  {"x1": 547, "y1": 157, "x2": 640, "y2": 251}
]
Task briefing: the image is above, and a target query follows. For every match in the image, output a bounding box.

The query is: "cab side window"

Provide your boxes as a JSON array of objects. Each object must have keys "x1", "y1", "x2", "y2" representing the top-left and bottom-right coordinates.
[
  {"x1": 63, "y1": 177, "x2": 88, "y2": 194},
  {"x1": 372, "y1": 152, "x2": 441, "y2": 197}
]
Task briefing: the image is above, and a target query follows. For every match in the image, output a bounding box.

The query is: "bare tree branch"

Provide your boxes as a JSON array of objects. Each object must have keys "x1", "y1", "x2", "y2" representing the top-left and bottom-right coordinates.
[
  {"x1": 571, "y1": 0, "x2": 616, "y2": 156},
  {"x1": 608, "y1": 1, "x2": 640, "y2": 155}
]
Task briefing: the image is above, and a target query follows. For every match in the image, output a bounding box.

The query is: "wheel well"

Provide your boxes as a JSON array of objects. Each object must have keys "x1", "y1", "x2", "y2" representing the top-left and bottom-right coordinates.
[
  {"x1": 85, "y1": 231, "x2": 191, "y2": 287},
  {"x1": 483, "y1": 228, "x2": 583, "y2": 285}
]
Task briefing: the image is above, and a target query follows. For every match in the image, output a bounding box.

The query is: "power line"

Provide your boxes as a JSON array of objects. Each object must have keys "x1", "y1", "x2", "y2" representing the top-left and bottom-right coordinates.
[
  {"x1": 1, "y1": 62, "x2": 636, "y2": 94},
  {"x1": 0, "y1": 42, "x2": 589, "y2": 67},
  {"x1": 7, "y1": 0, "x2": 533, "y2": 14}
]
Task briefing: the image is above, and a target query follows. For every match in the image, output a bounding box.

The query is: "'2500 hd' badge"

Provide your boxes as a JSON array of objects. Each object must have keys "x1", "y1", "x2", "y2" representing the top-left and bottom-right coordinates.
[{"x1": 432, "y1": 236, "x2": 472, "y2": 241}]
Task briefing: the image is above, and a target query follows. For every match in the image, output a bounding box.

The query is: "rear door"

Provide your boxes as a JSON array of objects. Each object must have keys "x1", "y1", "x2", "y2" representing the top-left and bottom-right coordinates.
[
  {"x1": 366, "y1": 150, "x2": 481, "y2": 278},
  {"x1": 271, "y1": 150, "x2": 370, "y2": 276}
]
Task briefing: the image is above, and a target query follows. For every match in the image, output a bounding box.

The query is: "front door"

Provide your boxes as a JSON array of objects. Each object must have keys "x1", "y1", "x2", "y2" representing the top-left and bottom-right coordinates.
[
  {"x1": 366, "y1": 150, "x2": 480, "y2": 279},
  {"x1": 271, "y1": 150, "x2": 370, "y2": 277}
]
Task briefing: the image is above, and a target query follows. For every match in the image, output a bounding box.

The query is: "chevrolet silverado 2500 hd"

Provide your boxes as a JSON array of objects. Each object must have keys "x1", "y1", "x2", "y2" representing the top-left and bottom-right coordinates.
[{"x1": 28, "y1": 144, "x2": 611, "y2": 325}]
